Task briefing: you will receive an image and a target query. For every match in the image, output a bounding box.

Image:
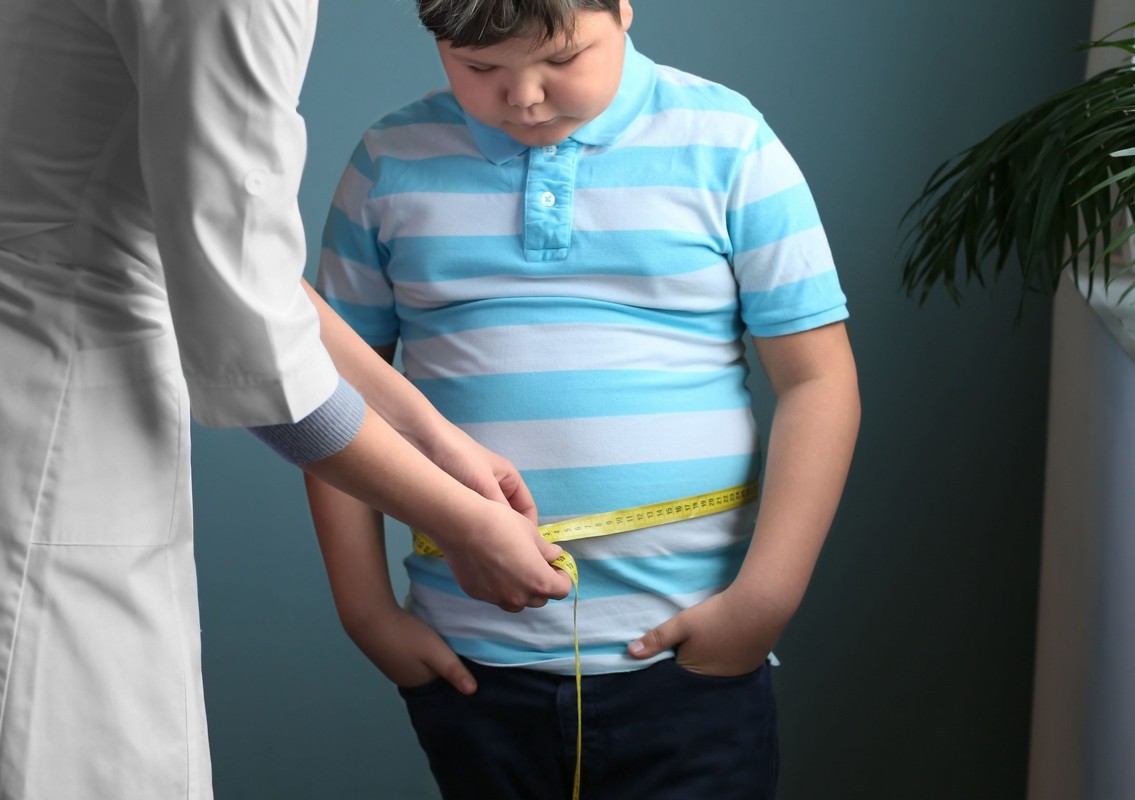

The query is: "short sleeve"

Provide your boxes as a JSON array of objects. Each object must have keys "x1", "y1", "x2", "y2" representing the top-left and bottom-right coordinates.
[
  {"x1": 727, "y1": 117, "x2": 849, "y2": 338},
  {"x1": 316, "y1": 132, "x2": 400, "y2": 347}
]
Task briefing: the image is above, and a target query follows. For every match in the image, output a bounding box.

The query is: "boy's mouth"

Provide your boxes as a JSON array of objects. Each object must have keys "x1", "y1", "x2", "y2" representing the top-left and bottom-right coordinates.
[{"x1": 514, "y1": 116, "x2": 558, "y2": 128}]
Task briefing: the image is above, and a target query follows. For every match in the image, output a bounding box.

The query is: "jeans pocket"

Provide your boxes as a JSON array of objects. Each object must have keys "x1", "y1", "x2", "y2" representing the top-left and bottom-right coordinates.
[
  {"x1": 397, "y1": 676, "x2": 448, "y2": 699},
  {"x1": 666, "y1": 655, "x2": 768, "y2": 684}
]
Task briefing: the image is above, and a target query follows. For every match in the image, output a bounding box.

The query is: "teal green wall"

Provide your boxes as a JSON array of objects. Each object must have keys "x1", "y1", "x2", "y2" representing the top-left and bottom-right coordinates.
[{"x1": 192, "y1": 1, "x2": 1094, "y2": 797}]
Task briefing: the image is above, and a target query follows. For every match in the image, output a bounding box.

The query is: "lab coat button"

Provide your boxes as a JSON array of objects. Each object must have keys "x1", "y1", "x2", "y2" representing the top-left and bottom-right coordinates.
[{"x1": 244, "y1": 170, "x2": 269, "y2": 196}]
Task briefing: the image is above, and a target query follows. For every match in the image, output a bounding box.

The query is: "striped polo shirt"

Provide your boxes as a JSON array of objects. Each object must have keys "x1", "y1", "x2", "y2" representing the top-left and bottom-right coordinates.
[{"x1": 317, "y1": 37, "x2": 848, "y2": 675}]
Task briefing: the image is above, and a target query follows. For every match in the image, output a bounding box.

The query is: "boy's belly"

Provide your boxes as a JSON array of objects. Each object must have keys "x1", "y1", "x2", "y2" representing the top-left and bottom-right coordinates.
[{"x1": 405, "y1": 504, "x2": 759, "y2": 675}]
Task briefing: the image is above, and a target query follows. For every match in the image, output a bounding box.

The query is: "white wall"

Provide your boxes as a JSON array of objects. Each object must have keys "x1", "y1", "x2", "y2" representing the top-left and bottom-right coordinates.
[{"x1": 1029, "y1": 2, "x2": 1135, "y2": 796}]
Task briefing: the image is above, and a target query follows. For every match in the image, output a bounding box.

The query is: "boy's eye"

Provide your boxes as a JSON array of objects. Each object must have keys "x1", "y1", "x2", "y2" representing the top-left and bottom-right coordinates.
[
  {"x1": 549, "y1": 53, "x2": 579, "y2": 66},
  {"x1": 468, "y1": 64, "x2": 495, "y2": 73}
]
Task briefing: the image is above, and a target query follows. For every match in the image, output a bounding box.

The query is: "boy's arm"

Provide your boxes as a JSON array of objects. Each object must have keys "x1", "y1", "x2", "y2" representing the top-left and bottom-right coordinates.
[
  {"x1": 305, "y1": 473, "x2": 478, "y2": 695},
  {"x1": 628, "y1": 321, "x2": 860, "y2": 675}
]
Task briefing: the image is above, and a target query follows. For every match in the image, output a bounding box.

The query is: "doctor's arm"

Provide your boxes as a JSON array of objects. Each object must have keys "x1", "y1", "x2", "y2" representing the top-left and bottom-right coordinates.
[
  {"x1": 628, "y1": 321, "x2": 860, "y2": 674},
  {"x1": 284, "y1": 395, "x2": 571, "y2": 613},
  {"x1": 126, "y1": 1, "x2": 566, "y2": 609},
  {"x1": 296, "y1": 288, "x2": 571, "y2": 611},
  {"x1": 301, "y1": 282, "x2": 537, "y2": 521},
  {"x1": 292, "y1": 335, "x2": 571, "y2": 612}
]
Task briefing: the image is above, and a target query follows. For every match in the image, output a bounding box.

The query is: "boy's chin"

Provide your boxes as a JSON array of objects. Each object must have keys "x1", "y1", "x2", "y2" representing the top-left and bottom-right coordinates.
[{"x1": 505, "y1": 120, "x2": 580, "y2": 148}]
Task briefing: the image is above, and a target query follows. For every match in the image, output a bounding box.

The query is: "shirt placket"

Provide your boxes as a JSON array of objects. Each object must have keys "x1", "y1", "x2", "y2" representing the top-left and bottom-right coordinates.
[{"x1": 522, "y1": 141, "x2": 579, "y2": 263}]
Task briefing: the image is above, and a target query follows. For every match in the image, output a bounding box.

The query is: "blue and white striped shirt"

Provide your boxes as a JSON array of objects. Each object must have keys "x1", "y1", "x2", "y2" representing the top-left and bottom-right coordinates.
[{"x1": 317, "y1": 37, "x2": 848, "y2": 675}]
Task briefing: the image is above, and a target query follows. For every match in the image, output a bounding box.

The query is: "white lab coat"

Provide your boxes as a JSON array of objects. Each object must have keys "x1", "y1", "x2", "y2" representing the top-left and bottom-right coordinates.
[{"x1": 0, "y1": 1, "x2": 338, "y2": 797}]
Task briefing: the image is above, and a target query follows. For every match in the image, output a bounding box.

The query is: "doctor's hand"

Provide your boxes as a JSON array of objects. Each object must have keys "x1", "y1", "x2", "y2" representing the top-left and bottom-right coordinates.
[
  {"x1": 434, "y1": 499, "x2": 572, "y2": 613},
  {"x1": 305, "y1": 405, "x2": 569, "y2": 614},
  {"x1": 424, "y1": 425, "x2": 538, "y2": 523},
  {"x1": 413, "y1": 422, "x2": 571, "y2": 612},
  {"x1": 411, "y1": 433, "x2": 571, "y2": 611},
  {"x1": 626, "y1": 586, "x2": 791, "y2": 677}
]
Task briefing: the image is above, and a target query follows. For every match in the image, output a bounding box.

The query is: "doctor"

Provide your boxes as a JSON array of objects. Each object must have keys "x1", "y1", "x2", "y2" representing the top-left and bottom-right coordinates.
[{"x1": 0, "y1": 0, "x2": 571, "y2": 797}]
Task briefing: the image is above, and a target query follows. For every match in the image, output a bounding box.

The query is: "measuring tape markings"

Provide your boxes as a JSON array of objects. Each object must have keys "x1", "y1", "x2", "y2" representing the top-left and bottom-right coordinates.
[
  {"x1": 414, "y1": 481, "x2": 759, "y2": 556},
  {"x1": 412, "y1": 480, "x2": 759, "y2": 800}
]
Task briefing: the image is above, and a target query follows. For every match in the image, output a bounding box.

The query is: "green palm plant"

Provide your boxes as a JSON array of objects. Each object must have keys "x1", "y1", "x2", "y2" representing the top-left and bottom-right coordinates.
[{"x1": 900, "y1": 24, "x2": 1135, "y2": 313}]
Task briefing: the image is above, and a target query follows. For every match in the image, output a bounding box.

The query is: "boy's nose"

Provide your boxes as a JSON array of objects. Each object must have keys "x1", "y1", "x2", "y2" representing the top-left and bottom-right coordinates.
[{"x1": 506, "y1": 76, "x2": 544, "y2": 109}]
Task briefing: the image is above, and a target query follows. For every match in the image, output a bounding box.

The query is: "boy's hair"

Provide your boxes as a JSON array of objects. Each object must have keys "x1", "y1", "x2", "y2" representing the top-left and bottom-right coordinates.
[{"x1": 416, "y1": 0, "x2": 622, "y2": 48}]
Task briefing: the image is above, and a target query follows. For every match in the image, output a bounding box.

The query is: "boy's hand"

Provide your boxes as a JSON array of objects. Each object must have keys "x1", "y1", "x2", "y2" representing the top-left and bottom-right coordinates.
[
  {"x1": 626, "y1": 586, "x2": 792, "y2": 676},
  {"x1": 628, "y1": 322, "x2": 858, "y2": 674},
  {"x1": 350, "y1": 604, "x2": 478, "y2": 695}
]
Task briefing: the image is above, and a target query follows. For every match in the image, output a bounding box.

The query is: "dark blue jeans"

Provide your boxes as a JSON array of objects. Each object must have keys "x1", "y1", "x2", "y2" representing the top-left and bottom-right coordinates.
[{"x1": 399, "y1": 657, "x2": 779, "y2": 799}]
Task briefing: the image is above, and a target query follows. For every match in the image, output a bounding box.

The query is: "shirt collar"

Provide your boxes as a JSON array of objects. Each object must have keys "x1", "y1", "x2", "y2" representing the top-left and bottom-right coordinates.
[{"x1": 464, "y1": 35, "x2": 656, "y2": 165}]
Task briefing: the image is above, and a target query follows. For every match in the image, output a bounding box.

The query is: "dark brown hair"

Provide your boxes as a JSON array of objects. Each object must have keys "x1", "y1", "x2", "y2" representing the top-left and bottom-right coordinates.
[{"x1": 416, "y1": 0, "x2": 622, "y2": 48}]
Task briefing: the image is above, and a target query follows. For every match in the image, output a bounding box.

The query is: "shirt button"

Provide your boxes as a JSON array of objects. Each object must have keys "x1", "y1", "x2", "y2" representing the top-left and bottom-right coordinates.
[
  {"x1": 542, "y1": 145, "x2": 557, "y2": 155},
  {"x1": 540, "y1": 191, "x2": 556, "y2": 207}
]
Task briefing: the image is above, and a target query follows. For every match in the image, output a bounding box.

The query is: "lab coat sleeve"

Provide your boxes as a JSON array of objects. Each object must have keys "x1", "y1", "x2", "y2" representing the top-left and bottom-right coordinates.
[{"x1": 107, "y1": 0, "x2": 338, "y2": 427}]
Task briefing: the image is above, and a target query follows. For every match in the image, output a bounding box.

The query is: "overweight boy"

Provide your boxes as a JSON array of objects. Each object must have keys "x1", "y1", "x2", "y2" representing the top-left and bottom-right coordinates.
[{"x1": 307, "y1": 1, "x2": 860, "y2": 797}]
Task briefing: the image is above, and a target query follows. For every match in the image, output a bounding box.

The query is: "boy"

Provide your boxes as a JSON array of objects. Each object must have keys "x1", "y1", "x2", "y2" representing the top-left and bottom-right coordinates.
[{"x1": 308, "y1": 1, "x2": 859, "y2": 797}]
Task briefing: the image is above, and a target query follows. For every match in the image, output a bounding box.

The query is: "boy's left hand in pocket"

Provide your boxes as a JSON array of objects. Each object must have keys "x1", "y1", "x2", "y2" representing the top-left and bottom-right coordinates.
[{"x1": 625, "y1": 587, "x2": 790, "y2": 677}]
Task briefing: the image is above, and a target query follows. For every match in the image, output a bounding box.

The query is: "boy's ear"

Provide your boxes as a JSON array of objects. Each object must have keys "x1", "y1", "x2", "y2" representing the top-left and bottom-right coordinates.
[{"x1": 620, "y1": 0, "x2": 633, "y2": 31}]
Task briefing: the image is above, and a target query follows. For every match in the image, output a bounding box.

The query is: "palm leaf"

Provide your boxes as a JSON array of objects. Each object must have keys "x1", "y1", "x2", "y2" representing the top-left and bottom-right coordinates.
[{"x1": 900, "y1": 24, "x2": 1135, "y2": 314}]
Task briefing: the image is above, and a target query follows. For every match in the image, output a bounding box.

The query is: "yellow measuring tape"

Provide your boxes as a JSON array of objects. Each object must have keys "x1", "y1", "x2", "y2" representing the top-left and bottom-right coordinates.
[{"x1": 413, "y1": 480, "x2": 759, "y2": 799}]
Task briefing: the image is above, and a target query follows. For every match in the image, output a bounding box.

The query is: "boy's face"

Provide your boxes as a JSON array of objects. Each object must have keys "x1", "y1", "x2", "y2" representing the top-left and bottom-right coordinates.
[{"x1": 436, "y1": 1, "x2": 633, "y2": 148}]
